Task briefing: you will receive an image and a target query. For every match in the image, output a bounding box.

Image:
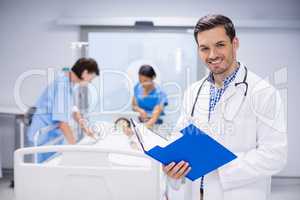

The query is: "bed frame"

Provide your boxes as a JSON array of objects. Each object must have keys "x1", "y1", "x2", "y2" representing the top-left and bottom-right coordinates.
[{"x1": 14, "y1": 145, "x2": 162, "y2": 200}]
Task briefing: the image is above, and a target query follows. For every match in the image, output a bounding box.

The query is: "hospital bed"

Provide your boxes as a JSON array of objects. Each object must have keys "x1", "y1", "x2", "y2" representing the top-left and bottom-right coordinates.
[
  {"x1": 14, "y1": 120, "x2": 166, "y2": 200},
  {"x1": 14, "y1": 145, "x2": 163, "y2": 200}
]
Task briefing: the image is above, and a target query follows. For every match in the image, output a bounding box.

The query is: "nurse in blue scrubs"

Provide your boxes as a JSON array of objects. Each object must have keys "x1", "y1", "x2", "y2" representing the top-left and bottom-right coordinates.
[
  {"x1": 132, "y1": 65, "x2": 168, "y2": 128},
  {"x1": 27, "y1": 58, "x2": 99, "y2": 162}
]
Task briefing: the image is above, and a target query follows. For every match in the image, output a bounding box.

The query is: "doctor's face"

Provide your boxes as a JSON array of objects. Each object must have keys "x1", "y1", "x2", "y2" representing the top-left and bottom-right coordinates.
[{"x1": 196, "y1": 26, "x2": 239, "y2": 75}]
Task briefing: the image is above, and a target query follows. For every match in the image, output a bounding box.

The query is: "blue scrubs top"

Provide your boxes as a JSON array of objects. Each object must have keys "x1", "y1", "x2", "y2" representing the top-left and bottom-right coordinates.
[
  {"x1": 27, "y1": 72, "x2": 74, "y2": 144},
  {"x1": 134, "y1": 83, "x2": 168, "y2": 119}
]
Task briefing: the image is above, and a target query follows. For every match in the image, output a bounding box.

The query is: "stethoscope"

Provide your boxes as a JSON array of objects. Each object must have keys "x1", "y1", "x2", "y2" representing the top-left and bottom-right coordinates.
[
  {"x1": 191, "y1": 65, "x2": 248, "y2": 117},
  {"x1": 189, "y1": 65, "x2": 248, "y2": 199}
]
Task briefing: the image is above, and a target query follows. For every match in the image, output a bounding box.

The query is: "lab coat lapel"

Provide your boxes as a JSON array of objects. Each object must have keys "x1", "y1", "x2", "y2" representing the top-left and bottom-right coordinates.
[
  {"x1": 220, "y1": 84, "x2": 236, "y2": 102},
  {"x1": 193, "y1": 81, "x2": 210, "y2": 130},
  {"x1": 220, "y1": 65, "x2": 245, "y2": 102},
  {"x1": 218, "y1": 65, "x2": 247, "y2": 121}
]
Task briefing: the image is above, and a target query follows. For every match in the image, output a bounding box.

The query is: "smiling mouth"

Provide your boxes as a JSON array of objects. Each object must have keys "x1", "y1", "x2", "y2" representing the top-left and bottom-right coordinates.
[{"x1": 208, "y1": 58, "x2": 223, "y2": 65}]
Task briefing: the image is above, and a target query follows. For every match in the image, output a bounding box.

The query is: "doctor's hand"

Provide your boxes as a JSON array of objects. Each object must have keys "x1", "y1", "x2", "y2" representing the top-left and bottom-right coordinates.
[{"x1": 163, "y1": 161, "x2": 191, "y2": 180}]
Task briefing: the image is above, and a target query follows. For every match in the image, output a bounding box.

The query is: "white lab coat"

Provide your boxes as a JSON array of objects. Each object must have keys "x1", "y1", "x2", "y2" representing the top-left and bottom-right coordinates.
[{"x1": 168, "y1": 64, "x2": 287, "y2": 200}]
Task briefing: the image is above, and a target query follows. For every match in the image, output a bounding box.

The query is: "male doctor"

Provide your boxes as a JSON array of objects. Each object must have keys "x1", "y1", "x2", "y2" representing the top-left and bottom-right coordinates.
[
  {"x1": 163, "y1": 14, "x2": 287, "y2": 200},
  {"x1": 27, "y1": 58, "x2": 99, "y2": 161}
]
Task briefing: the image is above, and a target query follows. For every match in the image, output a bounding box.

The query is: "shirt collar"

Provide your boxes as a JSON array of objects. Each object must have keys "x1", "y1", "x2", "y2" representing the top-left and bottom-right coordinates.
[
  {"x1": 138, "y1": 83, "x2": 157, "y2": 94},
  {"x1": 207, "y1": 63, "x2": 240, "y2": 88}
]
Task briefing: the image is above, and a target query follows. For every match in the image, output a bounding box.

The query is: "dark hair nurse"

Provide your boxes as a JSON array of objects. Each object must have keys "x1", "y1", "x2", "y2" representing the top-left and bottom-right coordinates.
[{"x1": 131, "y1": 65, "x2": 168, "y2": 128}]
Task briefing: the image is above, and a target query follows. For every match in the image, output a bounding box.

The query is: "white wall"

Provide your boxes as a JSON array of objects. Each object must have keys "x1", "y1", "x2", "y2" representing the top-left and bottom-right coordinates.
[
  {"x1": 237, "y1": 28, "x2": 300, "y2": 176},
  {"x1": 59, "y1": 0, "x2": 300, "y2": 19},
  {"x1": 0, "y1": 0, "x2": 79, "y2": 107}
]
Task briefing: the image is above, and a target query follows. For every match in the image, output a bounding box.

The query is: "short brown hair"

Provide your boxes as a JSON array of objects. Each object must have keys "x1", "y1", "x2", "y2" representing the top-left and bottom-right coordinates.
[{"x1": 194, "y1": 14, "x2": 236, "y2": 44}]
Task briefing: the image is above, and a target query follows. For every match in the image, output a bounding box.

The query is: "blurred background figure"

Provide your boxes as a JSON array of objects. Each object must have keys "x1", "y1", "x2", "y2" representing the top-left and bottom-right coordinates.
[
  {"x1": 132, "y1": 65, "x2": 168, "y2": 129},
  {"x1": 27, "y1": 58, "x2": 99, "y2": 162}
]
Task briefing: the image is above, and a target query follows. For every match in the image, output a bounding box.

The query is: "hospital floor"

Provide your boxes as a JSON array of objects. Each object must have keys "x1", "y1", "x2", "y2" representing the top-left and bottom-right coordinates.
[{"x1": 1, "y1": 177, "x2": 300, "y2": 200}]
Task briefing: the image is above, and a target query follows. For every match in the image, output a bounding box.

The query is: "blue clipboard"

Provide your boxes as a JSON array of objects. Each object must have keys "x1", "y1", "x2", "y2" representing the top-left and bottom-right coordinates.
[{"x1": 131, "y1": 120, "x2": 237, "y2": 181}]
